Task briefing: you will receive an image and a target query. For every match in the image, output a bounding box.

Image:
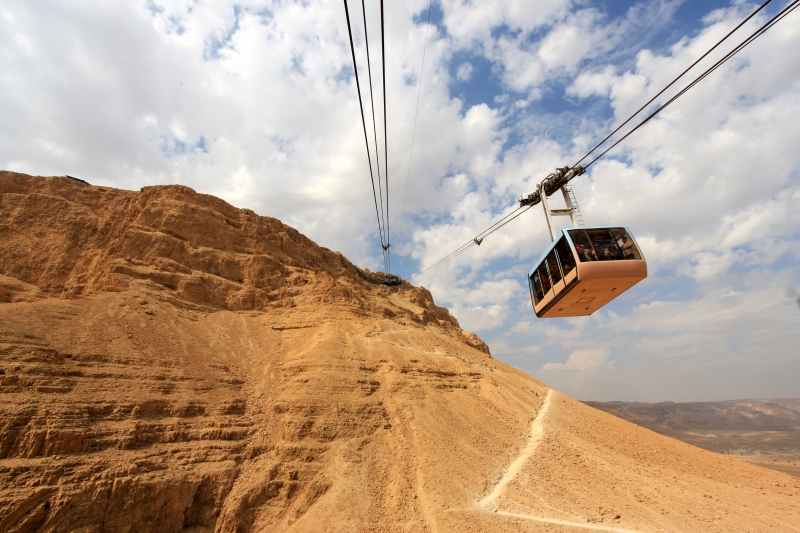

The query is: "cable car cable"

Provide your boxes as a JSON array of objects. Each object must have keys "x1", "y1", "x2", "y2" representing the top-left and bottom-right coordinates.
[
  {"x1": 412, "y1": 0, "x2": 797, "y2": 278},
  {"x1": 418, "y1": 204, "x2": 530, "y2": 275},
  {"x1": 358, "y1": 0, "x2": 389, "y2": 271},
  {"x1": 411, "y1": 206, "x2": 533, "y2": 278},
  {"x1": 381, "y1": 0, "x2": 391, "y2": 273},
  {"x1": 769, "y1": 0, "x2": 800, "y2": 26},
  {"x1": 413, "y1": 205, "x2": 532, "y2": 278},
  {"x1": 582, "y1": 0, "x2": 798, "y2": 170},
  {"x1": 415, "y1": 206, "x2": 526, "y2": 275},
  {"x1": 399, "y1": 0, "x2": 434, "y2": 241},
  {"x1": 342, "y1": 0, "x2": 389, "y2": 270},
  {"x1": 413, "y1": 205, "x2": 527, "y2": 277},
  {"x1": 570, "y1": 0, "x2": 775, "y2": 170},
  {"x1": 481, "y1": 205, "x2": 533, "y2": 240}
]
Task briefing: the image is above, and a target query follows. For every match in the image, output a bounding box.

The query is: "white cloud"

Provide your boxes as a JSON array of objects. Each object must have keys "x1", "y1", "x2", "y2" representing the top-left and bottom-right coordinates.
[
  {"x1": 632, "y1": 300, "x2": 680, "y2": 312},
  {"x1": 542, "y1": 348, "x2": 612, "y2": 373},
  {"x1": 439, "y1": 0, "x2": 571, "y2": 48},
  {"x1": 456, "y1": 62, "x2": 473, "y2": 81}
]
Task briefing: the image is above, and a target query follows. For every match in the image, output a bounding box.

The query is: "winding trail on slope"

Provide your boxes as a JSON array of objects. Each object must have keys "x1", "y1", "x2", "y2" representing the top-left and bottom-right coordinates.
[
  {"x1": 476, "y1": 389, "x2": 645, "y2": 533},
  {"x1": 478, "y1": 389, "x2": 553, "y2": 509}
]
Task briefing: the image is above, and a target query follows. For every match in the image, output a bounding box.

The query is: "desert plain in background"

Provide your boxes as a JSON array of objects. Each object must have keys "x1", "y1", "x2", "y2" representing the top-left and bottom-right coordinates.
[
  {"x1": 1, "y1": 171, "x2": 798, "y2": 532},
  {"x1": 587, "y1": 399, "x2": 800, "y2": 479}
]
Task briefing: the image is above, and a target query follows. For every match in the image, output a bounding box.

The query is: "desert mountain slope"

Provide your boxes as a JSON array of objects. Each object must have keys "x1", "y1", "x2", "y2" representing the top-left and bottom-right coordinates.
[{"x1": 1, "y1": 172, "x2": 798, "y2": 533}]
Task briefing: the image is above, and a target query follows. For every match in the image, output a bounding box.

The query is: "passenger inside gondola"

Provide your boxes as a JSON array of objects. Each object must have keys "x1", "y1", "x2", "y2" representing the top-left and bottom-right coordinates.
[
  {"x1": 538, "y1": 263, "x2": 552, "y2": 294},
  {"x1": 569, "y1": 228, "x2": 641, "y2": 261},
  {"x1": 568, "y1": 230, "x2": 598, "y2": 262},
  {"x1": 619, "y1": 236, "x2": 635, "y2": 258},
  {"x1": 610, "y1": 228, "x2": 641, "y2": 259},
  {"x1": 555, "y1": 237, "x2": 576, "y2": 276},
  {"x1": 586, "y1": 229, "x2": 624, "y2": 260}
]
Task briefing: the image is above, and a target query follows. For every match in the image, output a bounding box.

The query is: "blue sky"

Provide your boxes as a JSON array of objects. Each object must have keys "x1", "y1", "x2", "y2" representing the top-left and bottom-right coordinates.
[{"x1": 1, "y1": 0, "x2": 799, "y2": 401}]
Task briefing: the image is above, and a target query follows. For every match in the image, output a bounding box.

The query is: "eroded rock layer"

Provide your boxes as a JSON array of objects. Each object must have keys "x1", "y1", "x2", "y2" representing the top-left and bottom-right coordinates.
[{"x1": 1, "y1": 172, "x2": 798, "y2": 533}]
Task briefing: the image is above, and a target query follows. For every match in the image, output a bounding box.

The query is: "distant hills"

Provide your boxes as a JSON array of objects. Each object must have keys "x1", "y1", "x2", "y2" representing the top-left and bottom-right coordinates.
[{"x1": 586, "y1": 398, "x2": 800, "y2": 477}]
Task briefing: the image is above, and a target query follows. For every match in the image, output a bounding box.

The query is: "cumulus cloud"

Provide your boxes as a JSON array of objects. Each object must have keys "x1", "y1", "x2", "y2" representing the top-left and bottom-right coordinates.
[
  {"x1": 439, "y1": 0, "x2": 571, "y2": 48},
  {"x1": 542, "y1": 348, "x2": 612, "y2": 373},
  {"x1": 456, "y1": 62, "x2": 473, "y2": 81}
]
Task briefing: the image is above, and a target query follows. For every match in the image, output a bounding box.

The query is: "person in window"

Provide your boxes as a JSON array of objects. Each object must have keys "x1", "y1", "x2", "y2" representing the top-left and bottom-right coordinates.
[
  {"x1": 603, "y1": 242, "x2": 624, "y2": 259},
  {"x1": 618, "y1": 235, "x2": 636, "y2": 258},
  {"x1": 575, "y1": 243, "x2": 597, "y2": 262},
  {"x1": 539, "y1": 268, "x2": 552, "y2": 293}
]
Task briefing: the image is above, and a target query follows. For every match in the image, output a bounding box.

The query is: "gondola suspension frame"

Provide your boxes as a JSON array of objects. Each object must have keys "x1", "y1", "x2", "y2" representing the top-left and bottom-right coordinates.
[{"x1": 519, "y1": 166, "x2": 647, "y2": 318}]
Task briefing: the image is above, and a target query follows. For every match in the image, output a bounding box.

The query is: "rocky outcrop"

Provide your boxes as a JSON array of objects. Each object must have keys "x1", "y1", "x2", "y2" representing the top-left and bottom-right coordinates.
[
  {"x1": 0, "y1": 172, "x2": 473, "y2": 338},
  {"x1": 0, "y1": 172, "x2": 496, "y2": 532}
]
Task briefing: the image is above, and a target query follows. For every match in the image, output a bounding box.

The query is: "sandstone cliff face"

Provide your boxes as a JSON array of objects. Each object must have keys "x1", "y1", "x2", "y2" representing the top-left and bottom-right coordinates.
[
  {"x1": 1, "y1": 172, "x2": 798, "y2": 533},
  {"x1": 0, "y1": 172, "x2": 479, "y2": 341}
]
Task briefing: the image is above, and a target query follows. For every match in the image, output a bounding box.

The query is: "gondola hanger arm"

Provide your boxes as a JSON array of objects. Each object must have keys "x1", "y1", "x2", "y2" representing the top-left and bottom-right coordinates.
[{"x1": 517, "y1": 166, "x2": 585, "y2": 208}]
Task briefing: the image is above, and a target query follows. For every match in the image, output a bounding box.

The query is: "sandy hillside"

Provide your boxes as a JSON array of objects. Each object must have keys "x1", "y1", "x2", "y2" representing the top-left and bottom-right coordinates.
[{"x1": 1, "y1": 171, "x2": 798, "y2": 533}]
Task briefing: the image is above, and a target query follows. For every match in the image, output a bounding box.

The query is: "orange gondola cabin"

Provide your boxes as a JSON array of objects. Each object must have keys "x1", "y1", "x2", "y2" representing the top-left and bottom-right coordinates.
[{"x1": 528, "y1": 227, "x2": 647, "y2": 317}]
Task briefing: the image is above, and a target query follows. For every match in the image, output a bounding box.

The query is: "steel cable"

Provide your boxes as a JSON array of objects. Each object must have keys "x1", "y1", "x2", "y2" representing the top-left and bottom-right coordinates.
[
  {"x1": 380, "y1": 0, "x2": 391, "y2": 273},
  {"x1": 413, "y1": 205, "x2": 527, "y2": 277},
  {"x1": 359, "y1": 0, "x2": 388, "y2": 271},
  {"x1": 399, "y1": 0, "x2": 434, "y2": 241},
  {"x1": 342, "y1": 0, "x2": 388, "y2": 269},
  {"x1": 413, "y1": 206, "x2": 533, "y2": 278},
  {"x1": 571, "y1": 0, "x2": 775, "y2": 169},
  {"x1": 583, "y1": 0, "x2": 799, "y2": 170}
]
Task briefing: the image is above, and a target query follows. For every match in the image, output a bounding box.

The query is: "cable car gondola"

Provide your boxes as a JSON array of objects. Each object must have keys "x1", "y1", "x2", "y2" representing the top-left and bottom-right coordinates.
[
  {"x1": 519, "y1": 167, "x2": 647, "y2": 318},
  {"x1": 528, "y1": 227, "x2": 646, "y2": 317}
]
